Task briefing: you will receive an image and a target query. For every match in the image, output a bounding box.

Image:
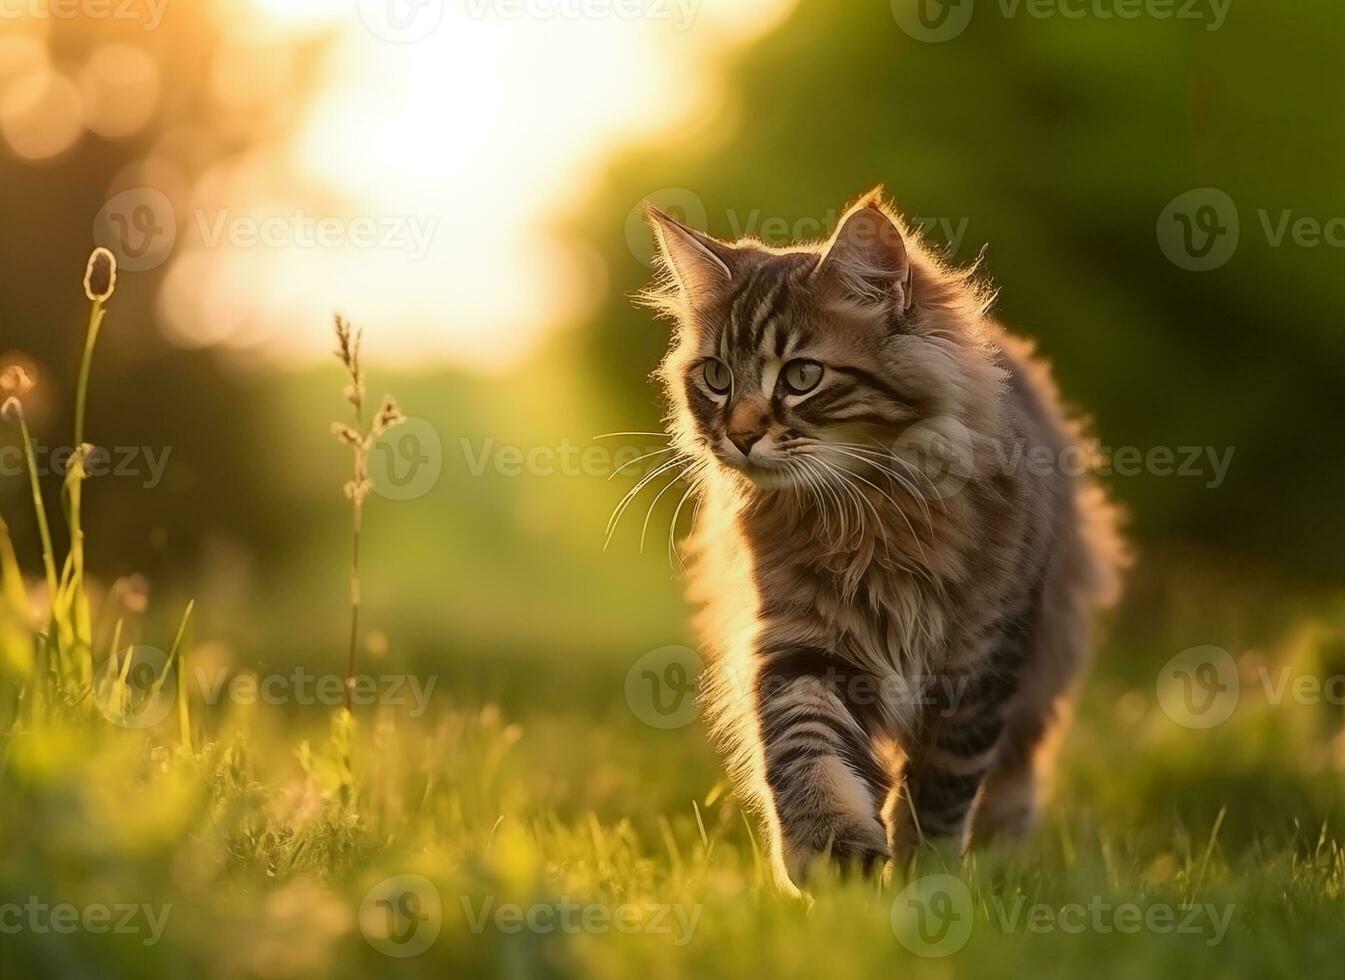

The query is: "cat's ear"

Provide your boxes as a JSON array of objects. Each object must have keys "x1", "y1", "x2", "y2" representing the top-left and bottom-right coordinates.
[
  {"x1": 645, "y1": 205, "x2": 734, "y2": 307},
  {"x1": 811, "y1": 191, "x2": 914, "y2": 319}
]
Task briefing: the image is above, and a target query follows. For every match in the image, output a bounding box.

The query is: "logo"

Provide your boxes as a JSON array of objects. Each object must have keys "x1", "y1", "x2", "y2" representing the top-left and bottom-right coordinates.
[
  {"x1": 1157, "y1": 188, "x2": 1240, "y2": 272},
  {"x1": 93, "y1": 187, "x2": 176, "y2": 273},
  {"x1": 1157, "y1": 645, "x2": 1239, "y2": 729},
  {"x1": 892, "y1": 0, "x2": 975, "y2": 43},
  {"x1": 356, "y1": 0, "x2": 445, "y2": 44},
  {"x1": 627, "y1": 187, "x2": 709, "y2": 269},
  {"x1": 625, "y1": 645, "x2": 700, "y2": 729},
  {"x1": 359, "y1": 874, "x2": 442, "y2": 957},
  {"x1": 94, "y1": 645, "x2": 174, "y2": 729},
  {"x1": 370, "y1": 415, "x2": 442, "y2": 500},
  {"x1": 892, "y1": 415, "x2": 975, "y2": 501},
  {"x1": 890, "y1": 873, "x2": 974, "y2": 957}
]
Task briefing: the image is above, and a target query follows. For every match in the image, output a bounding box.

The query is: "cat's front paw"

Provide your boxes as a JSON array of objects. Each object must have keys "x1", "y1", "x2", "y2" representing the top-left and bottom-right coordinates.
[{"x1": 780, "y1": 816, "x2": 890, "y2": 883}]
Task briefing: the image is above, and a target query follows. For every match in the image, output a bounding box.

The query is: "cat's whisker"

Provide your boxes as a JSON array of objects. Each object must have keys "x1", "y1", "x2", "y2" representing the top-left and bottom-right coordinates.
[
  {"x1": 640, "y1": 458, "x2": 702, "y2": 555},
  {"x1": 790, "y1": 461, "x2": 825, "y2": 536},
  {"x1": 608, "y1": 446, "x2": 677, "y2": 480},
  {"x1": 666, "y1": 464, "x2": 709, "y2": 572},
  {"x1": 796, "y1": 452, "x2": 858, "y2": 542},
  {"x1": 846, "y1": 439, "x2": 951, "y2": 516},
  {"x1": 793, "y1": 458, "x2": 838, "y2": 539},
  {"x1": 604, "y1": 453, "x2": 691, "y2": 548},
  {"x1": 827, "y1": 444, "x2": 935, "y2": 537},
  {"x1": 593, "y1": 431, "x2": 670, "y2": 440}
]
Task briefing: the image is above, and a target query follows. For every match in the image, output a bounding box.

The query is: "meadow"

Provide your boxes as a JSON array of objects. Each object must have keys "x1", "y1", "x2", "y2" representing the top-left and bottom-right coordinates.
[{"x1": 2, "y1": 250, "x2": 1344, "y2": 979}]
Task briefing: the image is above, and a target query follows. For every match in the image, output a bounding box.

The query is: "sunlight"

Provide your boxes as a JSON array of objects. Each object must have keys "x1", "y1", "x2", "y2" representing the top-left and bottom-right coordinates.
[{"x1": 152, "y1": 0, "x2": 797, "y2": 369}]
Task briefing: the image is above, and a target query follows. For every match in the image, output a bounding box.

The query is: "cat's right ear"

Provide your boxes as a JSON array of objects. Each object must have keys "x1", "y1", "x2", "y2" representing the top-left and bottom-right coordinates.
[{"x1": 644, "y1": 205, "x2": 734, "y2": 307}]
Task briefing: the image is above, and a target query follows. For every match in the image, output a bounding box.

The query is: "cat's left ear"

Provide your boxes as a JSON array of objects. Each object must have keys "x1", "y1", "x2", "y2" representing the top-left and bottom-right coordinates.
[
  {"x1": 811, "y1": 192, "x2": 914, "y2": 319},
  {"x1": 644, "y1": 205, "x2": 736, "y2": 310}
]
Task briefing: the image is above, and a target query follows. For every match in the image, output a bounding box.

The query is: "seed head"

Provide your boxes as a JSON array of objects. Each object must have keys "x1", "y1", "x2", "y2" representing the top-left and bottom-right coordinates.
[
  {"x1": 84, "y1": 247, "x2": 117, "y2": 303},
  {"x1": 371, "y1": 395, "x2": 406, "y2": 437},
  {"x1": 1, "y1": 396, "x2": 22, "y2": 423},
  {"x1": 0, "y1": 363, "x2": 35, "y2": 398}
]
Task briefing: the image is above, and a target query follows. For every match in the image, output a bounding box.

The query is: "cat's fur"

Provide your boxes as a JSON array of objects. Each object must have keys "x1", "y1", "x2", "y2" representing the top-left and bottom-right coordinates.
[{"x1": 640, "y1": 190, "x2": 1125, "y2": 891}]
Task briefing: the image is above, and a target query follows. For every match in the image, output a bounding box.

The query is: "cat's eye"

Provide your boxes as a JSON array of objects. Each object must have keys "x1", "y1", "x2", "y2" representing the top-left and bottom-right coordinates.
[
  {"x1": 702, "y1": 358, "x2": 732, "y2": 394},
  {"x1": 781, "y1": 359, "x2": 823, "y2": 395}
]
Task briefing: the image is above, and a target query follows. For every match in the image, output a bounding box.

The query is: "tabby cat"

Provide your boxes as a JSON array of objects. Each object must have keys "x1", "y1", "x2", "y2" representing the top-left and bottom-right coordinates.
[{"x1": 640, "y1": 190, "x2": 1124, "y2": 890}]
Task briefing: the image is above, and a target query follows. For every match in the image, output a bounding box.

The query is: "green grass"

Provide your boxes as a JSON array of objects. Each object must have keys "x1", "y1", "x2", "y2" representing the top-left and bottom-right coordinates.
[
  {"x1": 3, "y1": 612, "x2": 1345, "y2": 978},
  {"x1": 3, "y1": 253, "x2": 1345, "y2": 978}
]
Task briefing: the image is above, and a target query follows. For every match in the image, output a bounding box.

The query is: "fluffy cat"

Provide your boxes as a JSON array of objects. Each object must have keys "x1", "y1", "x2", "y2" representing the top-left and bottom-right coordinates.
[{"x1": 639, "y1": 190, "x2": 1124, "y2": 891}]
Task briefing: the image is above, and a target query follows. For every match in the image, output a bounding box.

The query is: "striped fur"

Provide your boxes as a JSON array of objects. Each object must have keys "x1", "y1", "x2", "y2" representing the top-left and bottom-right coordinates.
[{"x1": 641, "y1": 191, "x2": 1126, "y2": 891}]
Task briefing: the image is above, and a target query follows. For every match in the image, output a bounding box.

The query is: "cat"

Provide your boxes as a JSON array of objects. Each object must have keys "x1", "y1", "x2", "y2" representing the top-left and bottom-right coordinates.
[{"x1": 639, "y1": 189, "x2": 1125, "y2": 891}]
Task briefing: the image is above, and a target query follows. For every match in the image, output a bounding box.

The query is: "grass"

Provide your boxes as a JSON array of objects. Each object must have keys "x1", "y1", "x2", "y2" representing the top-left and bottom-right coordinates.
[{"x1": 2, "y1": 252, "x2": 1345, "y2": 978}]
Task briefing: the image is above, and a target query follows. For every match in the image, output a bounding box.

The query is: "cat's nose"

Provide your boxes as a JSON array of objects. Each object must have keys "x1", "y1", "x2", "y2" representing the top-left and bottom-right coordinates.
[
  {"x1": 727, "y1": 401, "x2": 770, "y2": 457},
  {"x1": 728, "y1": 429, "x2": 765, "y2": 456}
]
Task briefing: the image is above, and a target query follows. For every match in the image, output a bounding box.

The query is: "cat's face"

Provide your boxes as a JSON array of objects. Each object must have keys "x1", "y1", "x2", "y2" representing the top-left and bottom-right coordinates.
[{"x1": 647, "y1": 196, "x2": 958, "y2": 491}]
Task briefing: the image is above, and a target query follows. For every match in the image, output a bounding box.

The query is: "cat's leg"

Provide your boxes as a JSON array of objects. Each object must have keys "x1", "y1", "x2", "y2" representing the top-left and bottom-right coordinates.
[
  {"x1": 755, "y1": 646, "x2": 891, "y2": 884},
  {"x1": 971, "y1": 708, "x2": 1049, "y2": 842},
  {"x1": 889, "y1": 624, "x2": 1030, "y2": 860}
]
